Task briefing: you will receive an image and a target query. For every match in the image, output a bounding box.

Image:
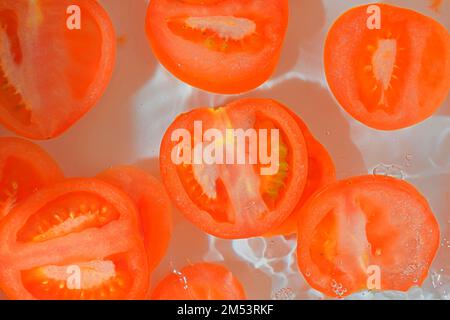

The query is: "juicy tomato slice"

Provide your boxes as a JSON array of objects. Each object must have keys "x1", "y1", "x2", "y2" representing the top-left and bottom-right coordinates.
[
  {"x1": 152, "y1": 263, "x2": 246, "y2": 300},
  {"x1": 0, "y1": 0, "x2": 116, "y2": 139},
  {"x1": 324, "y1": 4, "x2": 450, "y2": 130},
  {"x1": 160, "y1": 98, "x2": 308, "y2": 239},
  {"x1": 0, "y1": 179, "x2": 150, "y2": 300},
  {"x1": 0, "y1": 137, "x2": 63, "y2": 219},
  {"x1": 145, "y1": 0, "x2": 289, "y2": 94},
  {"x1": 297, "y1": 175, "x2": 440, "y2": 298},
  {"x1": 97, "y1": 166, "x2": 173, "y2": 271},
  {"x1": 266, "y1": 113, "x2": 336, "y2": 236}
]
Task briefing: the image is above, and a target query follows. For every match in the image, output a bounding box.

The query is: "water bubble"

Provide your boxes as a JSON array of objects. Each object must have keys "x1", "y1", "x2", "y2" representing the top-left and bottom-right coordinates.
[
  {"x1": 372, "y1": 164, "x2": 404, "y2": 179},
  {"x1": 372, "y1": 164, "x2": 388, "y2": 176},
  {"x1": 172, "y1": 268, "x2": 189, "y2": 290},
  {"x1": 389, "y1": 165, "x2": 404, "y2": 179}
]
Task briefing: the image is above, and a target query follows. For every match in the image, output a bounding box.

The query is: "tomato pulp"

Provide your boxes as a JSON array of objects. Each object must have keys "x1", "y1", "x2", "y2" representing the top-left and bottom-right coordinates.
[
  {"x1": 0, "y1": 137, "x2": 63, "y2": 219},
  {"x1": 0, "y1": 179, "x2": 150, "y2": 300},
  {"x1": 152, "y1": 263, "x2": 246, "y2": 300},
  {"x1": 297, "y1": 176, "x2": 440, "y2": 297},
  {"x1": 146, "y1": 0, "x2": 289, "y2": 94},
  {"x1": 266, "y1": 110, "x2": 336, "y2": 236},
  {"x1": 0, "y1": 0, "x2": 116, "y2": 139},
  {"x1": 160, "y1": 98, "x2": 308, "y2": 239},
  {"x1": 98, "y1": 166, "x2": 173, "y2": 271},
  {"x1": 325, "y1": 4, "x2": 450, "y2": 130}
]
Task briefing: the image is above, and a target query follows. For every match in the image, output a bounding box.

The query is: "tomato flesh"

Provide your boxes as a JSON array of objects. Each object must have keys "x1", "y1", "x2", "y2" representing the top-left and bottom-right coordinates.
[
  {"x1": 97, "y1": 166, "x2": 173, "y2": 271},
  {"x1": 266, "y1": 114, "x2": 336, "y2": 236},
  {"x1": 146, "y1": 0, "x2": 289, "y2": 94},
  {"x1": 152, "y1": 263, "x2": 246, "y2": 300},
  {"x1": 0, "y1": 179, "x2": 149, "y2": 300},
  {"x1": 324, "y1": 4, "x2": 450, "y2": 130},
  {"x1": 22, "y1": 253, "x2": 135, "y2": 300},
  {"x1": 160, "y1": 98, "x2": 308, "y2": 239},
  {"x1": 0, "y1": 0, "x2": 116, "y2": 139},
  {"x1": 297, "y1": 176, "x2": 440, "y2": 297},
  {"x1": 0, "y1": 137, "x2": 63, "y2": 219}
]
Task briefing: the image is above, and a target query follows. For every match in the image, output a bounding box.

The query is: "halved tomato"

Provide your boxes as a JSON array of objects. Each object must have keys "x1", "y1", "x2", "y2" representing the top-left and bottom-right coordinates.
[
  {"x1": 297, "y1": 175, "x2": 440, "y2": 298},
  {"x1": 266, "y1": 113, "x2": 335, "y2": 236},
  {"x1": 324, "y1": 4, "x2": 450, "y2": 130},
  {"x1": 145, "y1": 0, "x2": 289, "y2": 94},
  {"x1": 0, "y1": 137, "x2": 63, "y2": 219},
  {"x1": 0, "y1": 178, "x2": 150, "y2": 300},
  {"x1": 97, "y1": 166, "x2": 173, "y2": 271},
  {"x1": 160, "y1": 98, "x2": 308, "y2": 239},
  {"x1": 152, "y1": 263, "x2": 246, "y2": 300},
  {"x1": 0, "y1": 0, "x2": 116, "y2": 139}
]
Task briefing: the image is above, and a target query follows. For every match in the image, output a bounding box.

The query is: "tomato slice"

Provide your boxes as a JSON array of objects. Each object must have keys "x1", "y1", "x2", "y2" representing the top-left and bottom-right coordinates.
[
  {"x1": 160, "y1": 98, "x2": 308, "y2": 239},
  {"x1": 152, "y1": 263, "x2": 246, "y2": 300},
  {"x1": 297, "y1": 175, "x2": 440, "y2": 298},
  {"x1": 145, "y1": 0, "x2": 289, "y2": 94},
  {"x1": 0, "y1": 137, "x2": 63, "y2": 219},
  {"x1": 324, "y1": 4, "x2": 450, "y2": 130},
  {"x1": 0, "y1": 179, "x2": 150, "y2": 300},
  {"x1": 266, "y1": 113, "x2": 336, "y2": 236},
  {"x1": 97, "y1": 166, "x2": 173, "y2": 271},
  {"x1": 0, "y1": 0, "x2": 116, "y2": 139}
]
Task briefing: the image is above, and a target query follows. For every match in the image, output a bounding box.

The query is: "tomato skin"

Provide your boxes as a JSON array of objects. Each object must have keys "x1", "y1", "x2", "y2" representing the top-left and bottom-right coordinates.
[
  {"x1": 152, "y1": 263, "x2": 246, "y2": 300},
  {"x1": 145, "y1": 0, "x2": 289, "y2": 94},
  {"x1": 97, "y1": 166, "x2": 173, "y2": 271},
  {"x1": 0, "y1": 137, "x2": 63, "y2": 218},
  {"x1": 265, "y1": 111, "x2": 336, "y2": 236},
  {"x1": 0, "y1": 0, "x2": 116, "y2": 139},
  {"x1": 324, "y1": 4, "x2": 450, "y2": 130},
  {"x1": 160, "y1": 98, "x2": 308, "y2": 239},
  {"x1": 0, "y1": 178, "x2": 150, "y2": 300},
  {"x1": 297, "y1": 175, "x2": 440, "y2": 298}
]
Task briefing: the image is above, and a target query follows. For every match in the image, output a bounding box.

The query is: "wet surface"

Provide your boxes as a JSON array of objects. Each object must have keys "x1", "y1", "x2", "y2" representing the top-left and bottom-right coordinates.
[{"x1": 0, "y1": 0, "x2": 448, "y2": 299}]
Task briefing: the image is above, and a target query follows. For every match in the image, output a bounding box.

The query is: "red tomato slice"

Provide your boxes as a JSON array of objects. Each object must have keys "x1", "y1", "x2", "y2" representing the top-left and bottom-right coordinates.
[
  {"x1": 152, "y1": 263, "x2": 246, "y2": 300},
  {"x1": 145, "y1": 0, "x2": 289, "y2": 94},
  {"x1": 324, "y1": 4, "x2": 450, "y2": 130},
  {"x1": 0, "y1": 0, "x2": 116, "y2": 139},
  {"x1": 0, "y1": 178, "x2": 150, "y2": 300},
  {"x1": 160, "y1": 98, "x2": 308, "y2": 239},
  {"x1": 0, "y1": 137, "x2": 63, "y2": 219},
  {"x1": 266, "y1": 113, "x2": 336, "y2": 236},
  {"x1": 97, "y1": 166, "x2": 173, "y2": 271},
  {"x1": 297, "y1": 175, "x2": 440, "y2": 297}
]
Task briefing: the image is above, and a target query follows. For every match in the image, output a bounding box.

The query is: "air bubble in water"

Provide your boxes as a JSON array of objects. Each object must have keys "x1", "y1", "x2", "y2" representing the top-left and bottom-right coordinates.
[
  {"x1": 372, "y1": 164, "x2": 388, "y2": 176},
  {"x1": 389, "y1": 165, "x2": 404, "y2": 179},
  {"x1": 372, "y1": 164, "x2": 404, "y2": 179}
]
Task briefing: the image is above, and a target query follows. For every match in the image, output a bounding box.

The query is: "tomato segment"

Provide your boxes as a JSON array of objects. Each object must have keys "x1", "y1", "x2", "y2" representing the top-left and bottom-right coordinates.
[
  {"x1": 324, "y1": 4, "x2": 450, "y2": 130},
  {"x1": 21, "y1": 253, "x2": 135, "y2": 300},
  {"x1": 0, "y1": 0, "x2": 116, "y2": 139},
  {"x1": 145, "y1": 0, "x2": 289, "y2": 94},
  {"x1": 0, "y1": 137, "x2": 63, "y2": 219},
  {"x1": 97, "y1": 166, "x2": 173, "y2": 271},
  {"x1": 0, "y1": 179, "x2": 149, "y2": 300},
  {"x1": 152, "y1": 263, "x2": 246, "y2": 300},
  {"x1": 266, "y1": 113, "x2": 336, "y2": 236},
  {"x1": 297, "y1": 176, "x2": 440, "y2": 297},
  {"x1": 160, "y1": 98, "x2": 308, "y2": 239}
]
